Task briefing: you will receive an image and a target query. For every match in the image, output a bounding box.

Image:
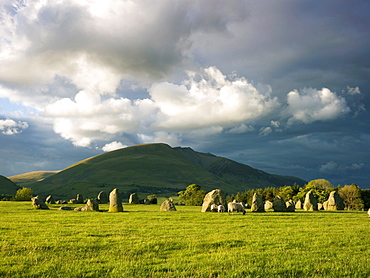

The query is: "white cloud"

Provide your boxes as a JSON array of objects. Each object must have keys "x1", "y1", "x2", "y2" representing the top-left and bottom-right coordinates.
[
  {"x1": 102, "y1": 141, "x2": 127, "y2": 152},
  {"x1": 259, "y1": 127, "x2": 272, "y2": 137},
  {"x1": 286, "y1": 88, "x2": 350, "y2": 125},
  {"x1": 228, "y1": 124, "x2": 255, "y2": 134},
  {"x1": 347, "y1": 86, "x2": 361, "y2": 95},
  {"x1": 0, "y1": 118, "x2": 28, "y2": 135}
]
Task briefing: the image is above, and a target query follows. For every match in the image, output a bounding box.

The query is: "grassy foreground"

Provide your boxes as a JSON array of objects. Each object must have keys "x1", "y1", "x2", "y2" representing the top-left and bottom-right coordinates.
[{"x1": 0, "y1": 202, "x2": 369, "y2": 278}]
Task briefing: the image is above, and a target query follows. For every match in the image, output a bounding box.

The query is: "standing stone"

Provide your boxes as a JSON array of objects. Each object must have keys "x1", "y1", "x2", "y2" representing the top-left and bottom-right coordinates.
[
  {"x1": 324, "y1": 191, "x2": 345, "y2": 210},
  {"x1": 264, "y1": 200, "x2": 273, "y2": 210},
  {"x1": 129, "y1": 193, "x2": 139, "y2": 204},
  {"x1": 85, "y1": 199, "x2": 99, "y2": 211},
  {"x1": 109, "y1": 188, "x2": 124, "y2": 212},
  {"x1": 286, "y1": 200, "x2": 295, "y2": 212},
  {"x1": 318, "y1": 203, "x2": 324, "y2": 210},
  {"x1": 303, "y1": 190, "x2": 318, "y2": 211},
  {"x1": 76, "y1": 194, "x2": 84, "y2": 204},
  {"x1": 295, "y1": 200, "x2": 303, "y2": 209},
  {"x1": 251, "y1": 193, "x2": 265, "y2": 212},
  {"x1": 45, "y1": 195, "x2": 55, "y2": 204},
  {"x1": 273, "y1": 196, "x2": 286, "y2": 212},
  {"x1": 201, "y1": 189, "x2": 226, "y2": 212},
  {"x1": 160, "y1": 198, "x2": 177, "y2": 211},
  {"x1": 31, "y1": 195, "x2": 49, "y2": 210},
  {"x1": 97, "y1": 191, "x2": 108, "y2": 204}
]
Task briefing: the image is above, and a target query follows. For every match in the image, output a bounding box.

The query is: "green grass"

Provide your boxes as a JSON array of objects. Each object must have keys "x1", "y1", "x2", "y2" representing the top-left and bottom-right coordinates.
[{"x1": 0, "y1": 202, "x2": 369, "y2": 277}]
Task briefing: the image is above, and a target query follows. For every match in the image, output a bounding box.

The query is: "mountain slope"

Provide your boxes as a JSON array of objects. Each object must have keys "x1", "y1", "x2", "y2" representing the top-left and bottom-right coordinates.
[
  {"x1": 12, "y1": 143, "x2": 306, "y2": 199},
  {"x1": 8, "y1": 171, "x2": 59, "y2": 187},
  {"x1": 0, "y1": 175, "x2": 19, "y2": 196}
]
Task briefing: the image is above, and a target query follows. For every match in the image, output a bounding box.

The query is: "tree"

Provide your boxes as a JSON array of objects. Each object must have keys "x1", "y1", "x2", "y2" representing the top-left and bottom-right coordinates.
[
  {"x1": 294, "y1": 179, "x2": 334, "y2": 203},
  {"x1": 14, "y1": 187, "x2": 33, "y2": 201},
  {"x1": 339, "y1": 184, "x2": 364, "y2": 210},
  {"x1": 178, "y1": 184, "x2": 206, "y2": 206}
]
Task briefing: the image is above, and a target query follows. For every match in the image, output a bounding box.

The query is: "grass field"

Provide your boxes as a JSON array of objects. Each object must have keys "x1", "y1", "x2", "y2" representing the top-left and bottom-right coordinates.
[{"x1": 0, "y1": 201, "x2": 369, "y2": 277}]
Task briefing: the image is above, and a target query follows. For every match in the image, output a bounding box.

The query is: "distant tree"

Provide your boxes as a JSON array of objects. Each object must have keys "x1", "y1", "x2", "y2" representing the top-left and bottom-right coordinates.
[
  {"x1": 360, "y1": 189, "x2": 370, "y2": 210},
  {"x1": 339, "y1": 184, "x2": 364, "y2": 210},
  {"x1": 294, "y1": 179, "x2": 334, "y2": 203},
  {"x1": 178, "y1": 184, "x2": 206, "y2": 206},
  {"x1": 277, "y1": 186, "x2": 294, "y2": 201},
  {"x1": 14, "y1": 187, "x2": 33, "y2": 201}
]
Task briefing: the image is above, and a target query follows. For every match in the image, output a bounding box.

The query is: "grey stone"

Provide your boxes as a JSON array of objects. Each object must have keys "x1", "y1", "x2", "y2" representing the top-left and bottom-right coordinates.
[
  {"x1": 76, "y1": 194, "x2": 84, "y2": 204},
  {"x1": 286, "y1": 200, "x2": 295, "y2": 212},
  {"x1": 31, "y1": 195, "x2": 49, "y2": 210},
  {"x1": 303, "y1": 190, "x2": 318, "y2": 211},
  {"x1": 251, "y1": 193, "x2": 265, "y2": 212},
  {"x1": 109, "y1": 188, "x2": 124, "y2": 212},
  {"x1": 85, "y1": 199, "x2": 99, "y2": 211},
  {"x1": 201, "y1": 189, "x2": 226, "y2": 212},
  {"x1": 45, "y1": 195, "x2": 55, "y2": 204},
  {"x1": 295, "y1": 200, "x2": 303, "y2": 209},
  {"x1": 97, "y1": 191, "x2": 108, "y2": 204},
  {"x1": 160, "y1": 198, "x2": 177, "y2": 211},
  {"x1": 324, "y1": 191, "x2": 345, "y2": 210},
  {"x1": 58, "y1": 206, "x2": 72, "y2": 210},
  {"x1": 129, "y1": 193, "x2": 139, "y2": 204},
  {"x1": 273, "y1": 196, "x2": 286, "y2": 212},
  {"x1": 264, "y1": 200, "x2": 273, "y2": 210}
]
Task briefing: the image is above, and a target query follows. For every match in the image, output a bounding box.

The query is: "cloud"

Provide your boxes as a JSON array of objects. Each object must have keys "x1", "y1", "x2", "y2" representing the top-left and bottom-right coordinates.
[
  {"x1": 102, "y1": 141, "x2": 127, "y2": 152},
  {"x1": 0, "y1": 118, "x2": 28, "y2": 135},
  {"x1": 319, "y1": 161, "x2": 364, "y2": 173},
  {"x1": 286, "y1": 88, "x2": 350, "y2": 125},
  {"x1": 228, "y1": 124, "x2": 255, "y2": 134}
]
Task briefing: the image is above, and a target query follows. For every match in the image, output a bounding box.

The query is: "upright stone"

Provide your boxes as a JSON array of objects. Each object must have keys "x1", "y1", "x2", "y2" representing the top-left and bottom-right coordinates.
[
  {"x1": 303, "y1": 190, "x2": 318, "y2": 211},
  {"x1": 160, "y1": 198, "x2": 177, "y2": 211},
  {"x1": 324, "y1": 191, "x2": 344, "y2": 210},
  {"x1": 76, "y1": 194, "x2": 84, "y2": 204},
  {"x1": 295, "y1": 200, "x2": 303, "y2": 209},
  {"x1": 285, "y1": 200, "x2": 295, "y2": 212},
  {"x1": 45, "y1": 195, "x2": 56, "y2": 204},
  {"x1": 201, "y1": 189, "x2": 226, "y2": 212},
  {"x1": 251, "y1": 193, "x2": 265, "y2": 212},
  {"x1": 97, "y1": 191, "x2": 108, "y2": 204},
  {"x1": 109, "y1": 188, "x2": 124, "y2": 212},
  {"x1": 129, "y1": 193, "x2": 139, "y2": 204},
  {"x1": 31, "y1": 195, "x2": 49, "y2": 210},
  {"x1": 85, "y1": 199, "x2": 99, "y2": 211},
  {"x1": 264, "y1": 200, "x2": 273, "y2": 210},
  {"x1": 273, "y1": 196, "x2": 286, "y2": 212}
]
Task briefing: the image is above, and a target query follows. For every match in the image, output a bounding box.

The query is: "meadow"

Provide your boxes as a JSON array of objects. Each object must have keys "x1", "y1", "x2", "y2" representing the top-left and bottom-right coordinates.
[{"x1": 0, "y1": 201, "x2": 369, "y2": 278}]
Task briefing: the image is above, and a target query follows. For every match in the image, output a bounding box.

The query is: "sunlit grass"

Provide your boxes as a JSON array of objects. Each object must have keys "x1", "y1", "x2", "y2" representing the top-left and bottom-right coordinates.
[{"x1": 0, "y1": 202, "x2": 369, "y2": 277}]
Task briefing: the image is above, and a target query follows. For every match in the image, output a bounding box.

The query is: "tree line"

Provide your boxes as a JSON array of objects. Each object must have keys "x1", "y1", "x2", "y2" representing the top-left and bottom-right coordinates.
[{"x1": 178, "y1": 179, "x2": 370, "y2": 210}]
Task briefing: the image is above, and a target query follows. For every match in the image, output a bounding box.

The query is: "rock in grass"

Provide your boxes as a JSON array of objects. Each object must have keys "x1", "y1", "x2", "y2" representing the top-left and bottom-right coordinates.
[
  {"x1": 285, "y1": 200, "x2": 295, "y2": 212},
  {"x1": 109, "y1": 188, "x2": 124, "y2": 212},
  {"x1": 160, "y1": 198, "x2": 177, "y2": 211},
  {"x1": 85, "y1": 199, "x2": 99, "y2": 211},
  {"x1": 129, "y1": 193, "x2": 139, "y2": 204},
  {"x1": 273, "y1": 196, "x2": 286, "y2": 212},
  {"x1": 97, "y1": 191, "x2": 108, "y2": 204},
  {"x1": 295, "y1": 200, "x2": 303, "y2": 209},
  {"x1": 74, "y1": 206, "x2": 87, "y2": 211},
  {"x1": 58, "y1": 206, "x2": 72, "y2": 211},
  {"x1": 201, "y1": 189, "x2": 226, "y2": 212},
  {"x1": 303, "y1": 190, "x2": 318, "y2": 211},
  {"x1": 31, "y1": 195, "x2": 49, "y2": 210},
  {"x1": 76, "y1": 194, "x2": 84, "y2": 204},
  {"x1": 264, "y1": 200, "x2": 273, "y2": 210},
  {"x1": 323, "y1": 191, "x2": 344, "y2": 210},
  {"x1": 45, "y1": 195, "x2": 55, "y2": 204},
  {"x1": 251, "y1": 193, "x2": 265, "y2": 212}
]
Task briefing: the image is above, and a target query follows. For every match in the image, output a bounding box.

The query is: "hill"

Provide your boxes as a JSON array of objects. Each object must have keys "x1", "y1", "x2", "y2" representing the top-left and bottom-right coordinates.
[
  {"x1": 0, "y1": 175, "x2": 19, "y2": 197},
  {"x1": 10, "y1": 143, "x2": 306, "y2": 200},
  {"x1": 8, "y1": 171, "x2": 59, "y2": 187}
]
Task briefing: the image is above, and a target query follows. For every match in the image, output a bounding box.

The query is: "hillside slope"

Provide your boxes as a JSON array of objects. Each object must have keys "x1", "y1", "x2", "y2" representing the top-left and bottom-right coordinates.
[
  {"x1": 0, "y1": 175, "x2": 19, "y2": 196},
  {"x1": 9, "y1": 171, "x2": 59, "y2": 187},
  {"x1": 13, "y1": 143, "x2": 306, "y2": 199}
]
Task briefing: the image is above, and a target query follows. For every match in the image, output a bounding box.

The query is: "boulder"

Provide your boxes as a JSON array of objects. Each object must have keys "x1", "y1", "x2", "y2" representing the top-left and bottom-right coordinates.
[
  {"x1": 69, "y1": 199, "x2": 78, "y2": 204},
  {"x1": 201, "y1": 189, "x2": 226, "y2": 212},
  {"x1": 303, "y1": 190, "x2": 318, "y2": 211},
  {"x1": 74, "y1": 206, "x2": 87, "y2": 211},
  {"x1": 85, "y1": 199, "x2": 99, "y2": 211},
  {"x1": 264, "y1": 200, "x2": 273, "y2": 210},
  {"x1": 160, "y1": 198, "x2": 177, "y2": 211},
  {"x1": 109, "y1": 188, "x2": 124, "y2": 212},
  {"x1": 251, "y1": 193, "x2": 265, "y2": 212},
  {"x1": 273, "y1": 196, "x2": 286, "y2": 212},
  {"x1": 45, "y1": 195, "x2": 55, "y2": 204},
  {"x1": 129, "y1": 193, "x2": 139, "y2": 204},
  {"x1": 285, "y1": 200, "x2": 295, "y2": 212},
  {"x1": 76, "y1": 194, "x2": 84, "y2": 204},
  {"x1": 324, "y1": 191, "x2": 345, "y2": 210},
  {"x1": 318, "y1": 203, "x2": 324, "y2": 210},
  {"x1": 31, "y1": 195, "x2": 49, "y2": 210},
  {"x1": 97, "y1": 191, "x2": 108, "y2": 204},
  {"x1": 295, "y1": 200, "x2": 303, "y2": 209},
  {"x1": 56, "y1": 200, "x2": 68, "y2": 204},
  {"x1": 58, "y1": 206, "x2": 72, "y2": 211}
]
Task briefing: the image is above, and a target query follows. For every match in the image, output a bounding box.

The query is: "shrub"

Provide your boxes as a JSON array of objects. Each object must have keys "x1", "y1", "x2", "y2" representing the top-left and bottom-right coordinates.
[{"x1": 14, "y1": 187, "x2": 33, "y2": 201}]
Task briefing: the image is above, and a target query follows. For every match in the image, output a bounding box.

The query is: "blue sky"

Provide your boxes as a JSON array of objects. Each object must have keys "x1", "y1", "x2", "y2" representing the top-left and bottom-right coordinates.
[{"x1": 0, "y1": 0, "x2": 369, "y2": 188}]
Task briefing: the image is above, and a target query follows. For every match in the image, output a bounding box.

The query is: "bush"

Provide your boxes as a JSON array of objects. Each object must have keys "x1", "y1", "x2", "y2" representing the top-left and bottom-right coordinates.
[{"x1": 14, "y1": 187, "x2": 33, "y2": 201}]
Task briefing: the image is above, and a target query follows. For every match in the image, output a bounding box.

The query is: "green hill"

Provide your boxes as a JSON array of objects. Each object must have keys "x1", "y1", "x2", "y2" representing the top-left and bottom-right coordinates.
[
  {"x1": 10, "y1": 143, "x2": 306, "y2": 200},
  {"x1": 8, "y1": 171, "x2": 59, "y2": 187},
  {"x1": 0, "y1": 175, "x2": 19, "y2": 197}
]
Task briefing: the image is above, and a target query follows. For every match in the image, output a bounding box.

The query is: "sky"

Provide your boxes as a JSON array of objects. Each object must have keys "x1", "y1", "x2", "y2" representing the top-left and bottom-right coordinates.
[{"x1": 0, "y1": 0, "x2": 369, "y2": 188}]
